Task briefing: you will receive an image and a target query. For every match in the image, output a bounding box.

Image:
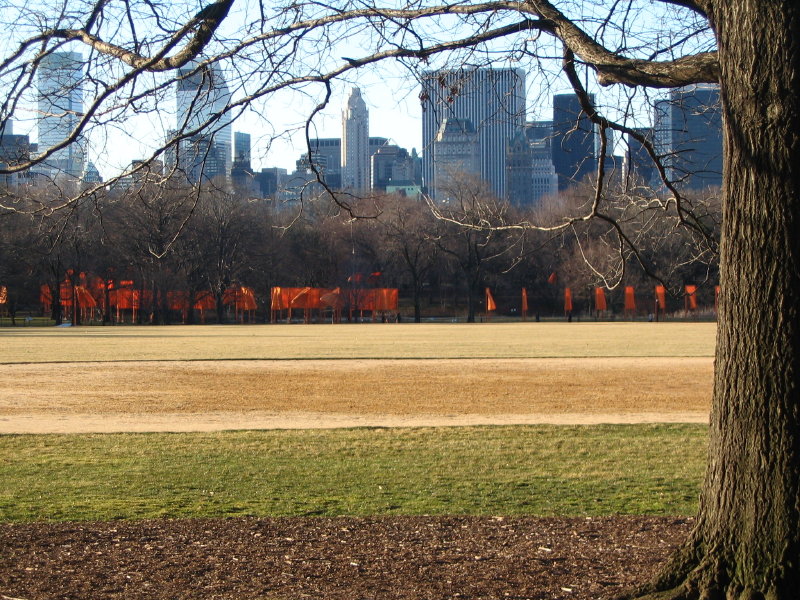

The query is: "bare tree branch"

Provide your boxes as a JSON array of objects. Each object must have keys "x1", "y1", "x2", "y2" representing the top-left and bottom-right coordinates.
[{"x1": 527, "y1": 0, "x2": 718, "y2": 86}]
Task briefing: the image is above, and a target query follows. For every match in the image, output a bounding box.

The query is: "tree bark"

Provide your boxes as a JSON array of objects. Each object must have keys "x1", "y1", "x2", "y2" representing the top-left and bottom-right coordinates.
[{"x1": 630, "y1": 1, "x2": 800, "y2": 598}]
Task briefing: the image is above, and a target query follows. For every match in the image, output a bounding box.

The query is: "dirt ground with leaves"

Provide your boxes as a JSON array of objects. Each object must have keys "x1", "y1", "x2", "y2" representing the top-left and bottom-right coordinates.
[{"x1": 0, "y1": 515, "x2": 693, "y2": 600}]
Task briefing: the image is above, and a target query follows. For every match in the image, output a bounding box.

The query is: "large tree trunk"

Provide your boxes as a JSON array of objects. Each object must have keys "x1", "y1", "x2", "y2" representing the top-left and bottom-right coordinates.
[{"x1": 632, "y1": 2, "x2": 800, "y2": 598}]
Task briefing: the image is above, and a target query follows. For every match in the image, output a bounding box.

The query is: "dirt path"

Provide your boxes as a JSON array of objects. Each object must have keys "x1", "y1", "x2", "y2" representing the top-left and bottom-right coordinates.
[
  {"x1": 0, "y1": 357, "x2": 711, "y2": 433},
  {"x1": 0, "y1": 410, "x2": 709, "y2": 434}
]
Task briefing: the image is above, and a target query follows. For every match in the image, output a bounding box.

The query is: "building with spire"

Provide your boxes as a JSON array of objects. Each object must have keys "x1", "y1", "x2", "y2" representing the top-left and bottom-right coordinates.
[{"x1": 341, "y1": 87, "x2": 370, "y2": 191}]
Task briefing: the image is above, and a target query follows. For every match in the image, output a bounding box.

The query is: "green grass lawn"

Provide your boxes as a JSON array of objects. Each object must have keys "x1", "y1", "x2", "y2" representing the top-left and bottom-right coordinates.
[{"x1": 0, "y1": 424, "x2": 706, "y2": 523}]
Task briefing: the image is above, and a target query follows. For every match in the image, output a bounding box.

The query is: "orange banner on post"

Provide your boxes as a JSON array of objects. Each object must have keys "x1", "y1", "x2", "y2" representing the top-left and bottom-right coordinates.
[
  {"x1": 289, "y1": 287, "x2": 312, "y2": 309},
  {"x1": 624, "y1": 286, "x2": 636, "y2": 311},
  {"x1": 485, "y1": 288, "x2": 496, "y2": 312},
  {"x1": 685, "y1": 285, "x2": 698, "y2": 310},
  {"x1": 239, "y1": 287, "x2": 257, "y2": 311},
  {"x1": 194, "y1": 291, "x2": 216, "y2": 310},
  {"x1": 376, "y1": 288, "x2": 399, "y2": 311},
  {"x1": 110, "y1": 288, "x2": 140, "y2": 310},
  {"x1": 224, "y1": 286, "x2": 258, "y2": 311},
  {"x1": 594, "y1": 287, "x2": 607, "y2": 312},
  {"x1": 320, "y1": 287, "x2": 345, "y2": 309},
  {"x1": 655, "y1": 285, "x2": 667, "y2": 310},
  {"x1": 521, "y1": 288, "x2": 528, "y2": 316},
  {"x1": 564, "y1": 287, "x2": 573, "y2": 313},
  {"x1": 272, "y1": 286, "x2": 398, "y2": 316},
  {"x1": 715, "y1": 285, "x2": 720, "y2": 313},
  {"x1": 168, "y1": 291, "x2": 190, "y2": 311},
  {"x1": 74, "y1": 286, "x2": 97, "y2": 308},
  {"x1": 40, "y1": 284, "x2": 52, "y2": 308},
  {"x1": 59, "y1": 280, "x2": 73, "y2": 308},
  {"x1": 270, "y1": 287, "x2": 284, "y2": 310}
]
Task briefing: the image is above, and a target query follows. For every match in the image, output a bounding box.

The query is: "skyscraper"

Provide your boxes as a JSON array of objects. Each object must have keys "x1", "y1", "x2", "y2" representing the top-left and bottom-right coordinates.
[
  {"x1": 233, "y1": 132, "x2": 251, "y2": 168},
  {"x1": 525, "y1": 121, "x2": 559, "y2": 204},
  {"x1": 552, "y1": 93, "x2": 597, "y2": 190},
  {"x1": 654, "y1": 84, "x2": 722, "y2": 191},
  {"x1": 173, "y1": 61, "x2": 232, "y2": 184},
  {"x1": 0, "y1": 122, "x2": 31, "y2": 187},
  {"x1": 231, "y1": 131, "x2": 255, "y2": 192},
  {"x1": 420, "y1": 68, "x2": 526, "y2": 200},
  {"x1": 432, "y1": 118, "x2": 480, "y2": 198},
  {"x1": 623, "y1": 127, "x2": 656, "y2": 186},
  {"x1": 371, "y1": 144, "x2": 419, "y2": 191},
  {"x1": 37, "y1": 51, "x2": 86, "y2": 179},
  {"x1": 309, "y1": 138, "x2": 342, "y2": 188},
  {"x1": 341, "y1": 87, "x2": 370, "y2": 191}
]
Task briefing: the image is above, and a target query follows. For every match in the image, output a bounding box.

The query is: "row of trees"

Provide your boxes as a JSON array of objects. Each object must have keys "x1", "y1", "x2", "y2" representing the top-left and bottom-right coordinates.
[{"x1": 0, "y1": 175, "x2": 720, "y2": 324}]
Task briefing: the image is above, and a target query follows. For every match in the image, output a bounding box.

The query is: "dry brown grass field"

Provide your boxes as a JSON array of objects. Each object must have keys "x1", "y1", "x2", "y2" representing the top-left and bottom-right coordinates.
[{"x1": 0, "y1": 322, "x2": 715, "y2": 433}]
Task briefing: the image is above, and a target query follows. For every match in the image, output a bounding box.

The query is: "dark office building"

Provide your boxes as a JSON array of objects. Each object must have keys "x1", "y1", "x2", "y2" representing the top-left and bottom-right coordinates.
[
  {"x1": 654, "y1": 84, "x2": 722, "y2": 191},
  {"x1": 256, "y1": 167, "x2": 287, "y2": 198},
  {"x1": 552, "y1": 93, "x2": 597, "y2": 190},
  {"x1": 306, "y1": 138, "x2": 342, "y2": 189},
  {"x1": 231, "y1": 132, "x2": 257, "y2": 192},
  {"x1": 371, "y1": 144, "x2": 420, "y2": 191},
  {"x1": 0, "y1": 134, "x2": 30, "y2": 186},
  {"x1": 524, "y1": 121, "x2": 559, "y2": 204},
  {"x1": 623, "y1": 127, "x2": 656, "y2": 186},
  {"x1": 505, "y1": 129, "x2": 535, "y2": 206},
  {"x1": 300, "y1": 137, "x2": 388, "y2": 190}
]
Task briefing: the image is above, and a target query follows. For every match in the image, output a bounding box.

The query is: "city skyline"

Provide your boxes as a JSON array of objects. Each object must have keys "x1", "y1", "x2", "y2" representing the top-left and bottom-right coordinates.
[{"x1": 11, "y1": 53, "x2": 723, "y2": 201}]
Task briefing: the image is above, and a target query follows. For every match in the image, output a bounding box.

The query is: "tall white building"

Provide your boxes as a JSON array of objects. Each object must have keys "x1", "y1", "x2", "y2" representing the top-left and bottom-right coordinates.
[
  {"x1": 37, "y1": 51, "x2": 86, "y2": 179},
  {"x1": 420, "y1": 68, "x2": 526, "y2": 200},
  {"x1": 174, "y1": 61, "x2": 232, "y2": 184},
  {"x1": 341, "y1": 87, "x2": 370, "y2": 191}
]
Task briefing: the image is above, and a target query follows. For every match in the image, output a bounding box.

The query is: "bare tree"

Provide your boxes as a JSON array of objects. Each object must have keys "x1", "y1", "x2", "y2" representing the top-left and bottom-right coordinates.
[
  {"x1": 1, "y1": 1, "x2": 799, "y2": 597},
  {"x1": 378, "y1": 194, "x2": 440, "y2": 322},
  {"x1": 432, "y1": 174, "x2": 521, "y2": 322},
  {"x1": 114, "y1": 179, "x2": 199, "y2": 324},
  {"x1": 183, "y1": 189, "x2": 260, "y2": 323}
]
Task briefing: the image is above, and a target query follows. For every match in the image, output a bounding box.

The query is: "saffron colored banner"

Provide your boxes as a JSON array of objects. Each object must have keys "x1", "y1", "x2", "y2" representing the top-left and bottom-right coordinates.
[
  {"x1": 594, "y1": 287, "x2": 607, "y2": 312},
  {"x1": 485, "y1": 288, "x2": 496, "y2": 312},
  {"x1": 624, "y1": 286, "x2": 636, "y2": 311}
]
